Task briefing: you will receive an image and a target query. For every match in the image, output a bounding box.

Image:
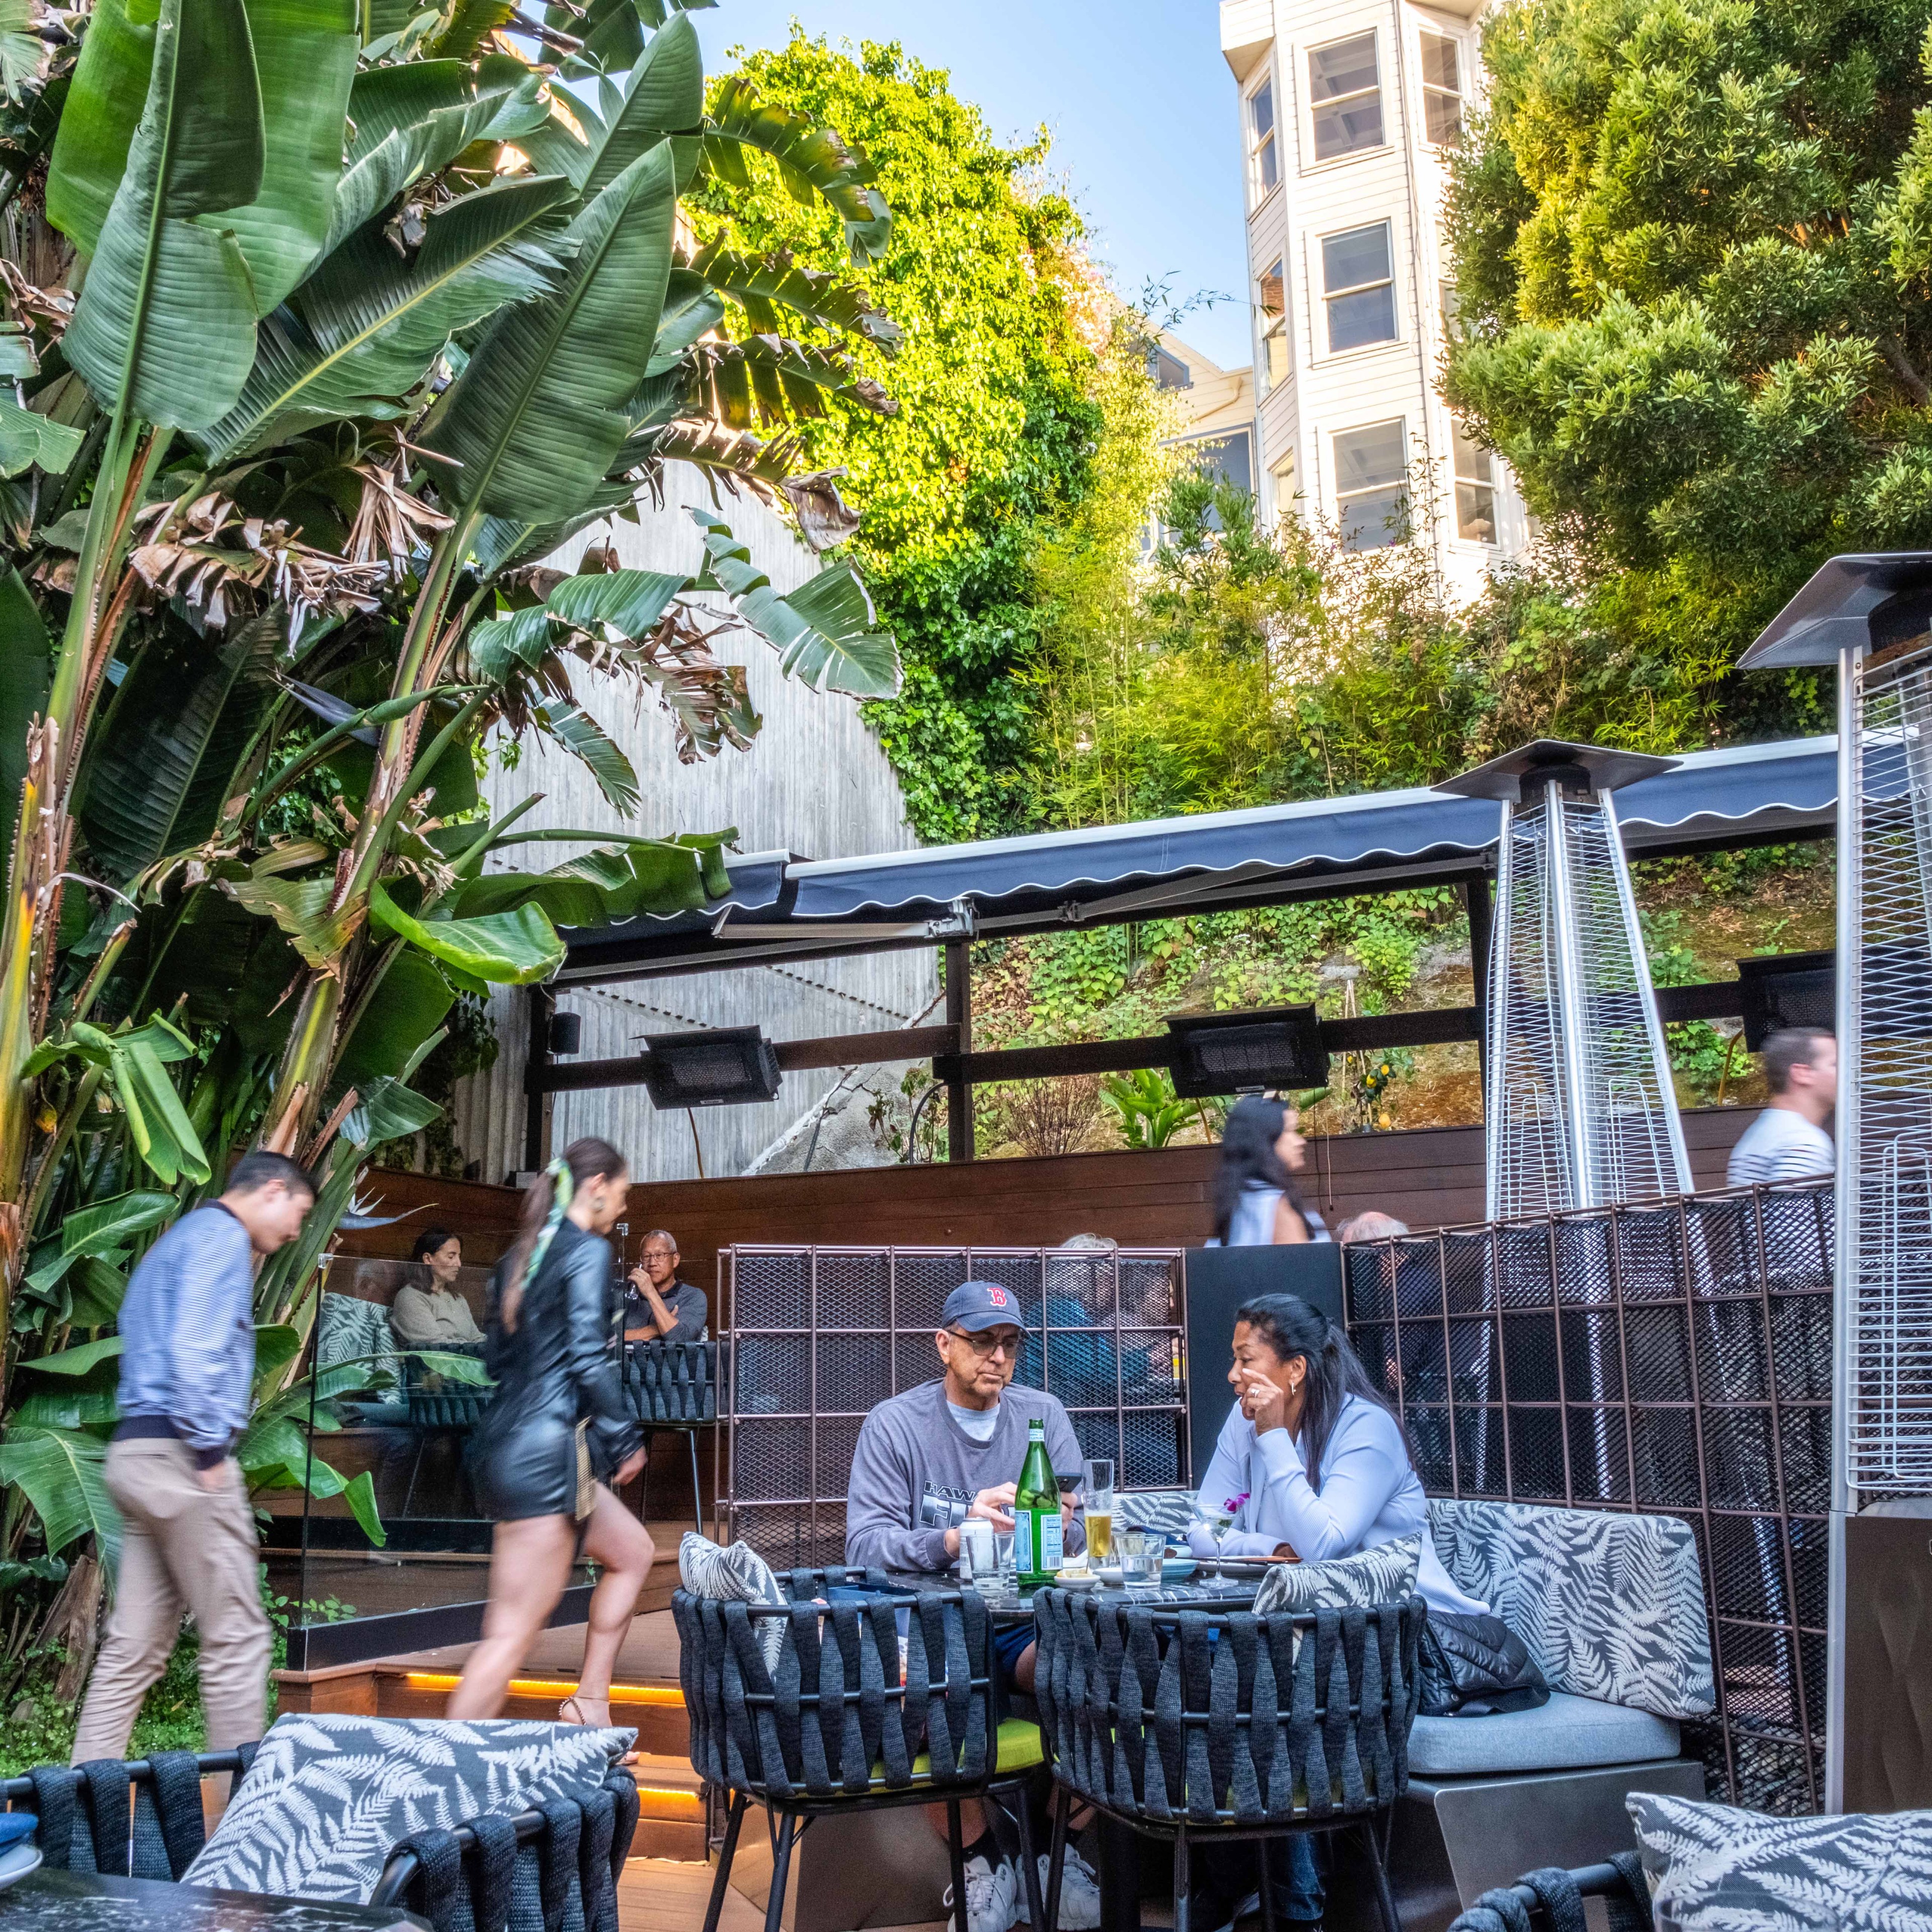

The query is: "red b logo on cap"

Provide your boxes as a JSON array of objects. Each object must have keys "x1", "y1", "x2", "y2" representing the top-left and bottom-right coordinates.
[{"x1": 987, "y1": 1287, "x2": 1008, "y2": 1307}]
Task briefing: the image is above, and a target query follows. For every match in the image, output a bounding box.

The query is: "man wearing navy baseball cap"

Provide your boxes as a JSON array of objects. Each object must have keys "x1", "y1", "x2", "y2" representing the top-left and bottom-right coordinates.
[{"x1": 845, "y1": 1280, "x2": 1098, "y2": 1931}]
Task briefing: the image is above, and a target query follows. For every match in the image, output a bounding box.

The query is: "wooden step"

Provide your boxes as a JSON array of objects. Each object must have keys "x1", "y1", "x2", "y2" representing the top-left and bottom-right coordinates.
[
  {"x1": 625, "y1": 1753, "x2": 708, "y2": 1864},
  {"x1": 381, "y1": 1668, "x2": 690, "y2": 1756}
]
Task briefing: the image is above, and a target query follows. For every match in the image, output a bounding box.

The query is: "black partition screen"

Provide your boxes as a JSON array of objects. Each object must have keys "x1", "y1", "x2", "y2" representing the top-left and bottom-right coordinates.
[
  {"x1": 724, "y1": 1245, "x2": 1188, "y2": 1569},
  {"x1": 1343, "y1": 1181, "x2": 1833, "y2": 1815}
]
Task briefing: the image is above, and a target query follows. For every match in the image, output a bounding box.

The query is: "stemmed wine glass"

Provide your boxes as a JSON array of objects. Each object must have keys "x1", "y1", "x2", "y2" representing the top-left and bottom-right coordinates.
[{"x1": 1192, "y1": 1499, "x2": 1236, "y2": 1577}]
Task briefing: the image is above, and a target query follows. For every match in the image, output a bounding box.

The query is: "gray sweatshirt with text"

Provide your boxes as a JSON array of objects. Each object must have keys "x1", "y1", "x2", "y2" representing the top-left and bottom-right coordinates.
[{"x1": 844, "y1": 1378, "x2": 1087, "y2": 1572}]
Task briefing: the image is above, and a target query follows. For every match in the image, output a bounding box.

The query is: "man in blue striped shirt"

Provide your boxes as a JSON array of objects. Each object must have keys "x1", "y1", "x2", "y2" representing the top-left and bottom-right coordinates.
[{"x1": 70, "y1": 1152, "x2": 315, "y2": 1763}]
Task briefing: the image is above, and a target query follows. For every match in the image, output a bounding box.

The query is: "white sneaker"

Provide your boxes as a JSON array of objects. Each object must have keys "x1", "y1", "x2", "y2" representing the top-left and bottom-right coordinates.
[
  {"x1": 945, "y1": 1854, "x2": 1019, "y2": 1932},
  {"x1": 1014, "y1": 1845, "x2": 1102, "y2": 1928}
]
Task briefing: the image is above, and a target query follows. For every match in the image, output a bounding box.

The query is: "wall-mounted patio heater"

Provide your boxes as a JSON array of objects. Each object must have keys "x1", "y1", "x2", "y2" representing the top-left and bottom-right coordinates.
[
  {"x1": 1741, "y1": 553, "x2": 1932, "y2": 1815},
  {"x1": 1439, "y1": 741, "x2": 1691, "y2": 1219}
]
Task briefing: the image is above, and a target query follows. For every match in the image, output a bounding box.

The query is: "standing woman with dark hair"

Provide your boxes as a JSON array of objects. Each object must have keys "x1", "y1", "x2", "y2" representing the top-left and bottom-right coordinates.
[
  {"x1": 1210, "y1": 1094, "x2": 1329, "y2": 1245},
  {"x1": 447, "y1": 1139, "x2": 652, "y2": 1726}
]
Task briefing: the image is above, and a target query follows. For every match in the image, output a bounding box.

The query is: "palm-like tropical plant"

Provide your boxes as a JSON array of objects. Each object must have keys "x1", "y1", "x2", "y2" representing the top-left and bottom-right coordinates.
[{"x1": 0, "y1": 0, "x2": 901, "y2": 1608}]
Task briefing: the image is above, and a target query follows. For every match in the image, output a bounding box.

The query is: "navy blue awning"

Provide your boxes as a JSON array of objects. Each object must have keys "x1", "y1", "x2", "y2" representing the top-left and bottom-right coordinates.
[{"x1": 554, "y1": 736, "x2": 1843, "y2": 983}]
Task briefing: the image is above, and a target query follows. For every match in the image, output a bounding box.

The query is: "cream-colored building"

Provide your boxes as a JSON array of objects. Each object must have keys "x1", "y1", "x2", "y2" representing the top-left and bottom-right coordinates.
[{"x1": 1221, "y1": 0, "x2": 1530, "y2": 597}]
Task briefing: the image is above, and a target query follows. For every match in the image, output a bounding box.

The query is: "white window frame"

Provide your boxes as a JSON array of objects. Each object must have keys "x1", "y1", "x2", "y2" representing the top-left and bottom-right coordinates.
[
  {"x1": 1257, "y1": 254, "x2": 1290, "y2": 393},
  {"x1": 1246, "y1": 68, "x2": 1281, "y2": 206},
  {"x1": 1451, "y1": 417, "x2": 1498, "y2": 546},
  {"x1": 1332, "y1": 418, "x2": 1410, "y2": 550},
  {"x1": 1317, "y1": 219, "x2": 1399, "y2": 358},
  {"x1": 1304, "y1": 30, "x2": 1386, "y2": 169},
  {"x1": 1418, "y1": 30, "x2": 1464, "y2": 147}
]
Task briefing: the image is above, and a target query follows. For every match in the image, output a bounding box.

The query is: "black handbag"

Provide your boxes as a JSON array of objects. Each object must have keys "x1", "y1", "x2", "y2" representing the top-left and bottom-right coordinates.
[{"x1": 1418, "y1": 1609, "x2": 1551, "y2": 1716}]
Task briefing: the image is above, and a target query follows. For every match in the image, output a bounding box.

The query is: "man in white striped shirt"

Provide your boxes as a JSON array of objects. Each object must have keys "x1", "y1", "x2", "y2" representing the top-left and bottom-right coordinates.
[{"x1": 1728, "y1": 1028, "x2": 1836, "y2": 1187}]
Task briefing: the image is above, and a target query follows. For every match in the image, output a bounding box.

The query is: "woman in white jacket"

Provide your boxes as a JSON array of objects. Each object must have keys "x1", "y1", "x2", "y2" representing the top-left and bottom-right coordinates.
[
  {"x1": 1190, "y1": 1291, "x2": 1485, "y2": 1616},
  {"x1": 1183, "y1": 1293, "x2": 1485, "y2": 1930}
]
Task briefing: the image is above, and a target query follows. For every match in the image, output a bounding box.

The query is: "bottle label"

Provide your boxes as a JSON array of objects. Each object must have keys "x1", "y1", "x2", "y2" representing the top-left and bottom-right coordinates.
[
  {"x1": 1013, "y1": 1512, "x2": 1032, "y2": 1577},
  {"x1": 1038, "y1": 1510, "x2": 1063, "y2": 1573}
]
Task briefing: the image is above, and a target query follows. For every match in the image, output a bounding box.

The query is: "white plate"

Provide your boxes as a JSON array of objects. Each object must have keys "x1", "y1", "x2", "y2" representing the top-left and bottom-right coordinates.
[
  {"x1": 1091, "y1": 1558, "x2": 1198, "y2": 1585},
  {"x1": 0, "y1": 1842, "x2": 43, "y2": 1893}
]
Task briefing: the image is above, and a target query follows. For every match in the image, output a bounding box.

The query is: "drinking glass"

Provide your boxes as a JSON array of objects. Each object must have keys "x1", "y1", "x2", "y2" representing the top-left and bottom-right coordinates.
[
  {"x1": 994, "y1": 1528, "x2": 1016, "y2": 1586},
  {"x1": 1118, "y1": 1528, "x2": 1163, "y2": 1591},
  {"x1": 1193, "y1": 1500, "x2": 1236, "y2": 1574},
  {"x1": 1081, "y1": 1458, "x2": 1114, "y2": 1568},
  {"x1": 958, "y1": 1518, "x2": 995, "y2": 1582}
]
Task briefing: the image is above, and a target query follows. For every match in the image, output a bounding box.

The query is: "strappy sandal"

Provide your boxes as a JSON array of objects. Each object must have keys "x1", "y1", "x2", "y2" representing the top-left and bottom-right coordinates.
[{"x1": 559, "y1": 1694, "x2": 640, "y2": 1762}]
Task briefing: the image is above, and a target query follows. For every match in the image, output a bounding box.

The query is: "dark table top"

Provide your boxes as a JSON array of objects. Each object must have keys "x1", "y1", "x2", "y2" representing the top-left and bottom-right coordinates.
[{"x1": 0, "y1": 1869, "x2": 431, "y2": 1932}]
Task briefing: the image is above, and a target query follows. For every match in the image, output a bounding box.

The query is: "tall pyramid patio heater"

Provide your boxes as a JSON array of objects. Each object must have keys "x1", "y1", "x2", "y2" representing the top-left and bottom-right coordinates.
[
  {"x1": 1439, "y1": 741, "x2": 1693, "y2": 1219},
  {"x1": 1741, "y1": 553, "x2": 1932, "y2": 1814}
]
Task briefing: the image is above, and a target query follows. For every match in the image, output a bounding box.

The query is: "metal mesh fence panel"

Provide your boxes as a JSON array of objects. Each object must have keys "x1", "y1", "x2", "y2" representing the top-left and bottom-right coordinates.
[
  {"x1": 1345, "y1": 1179, "x2": 1832, "y2": 1815},
  {"x1": 724, "y1": 1245, "x2": 1186, "y2": 1564}
]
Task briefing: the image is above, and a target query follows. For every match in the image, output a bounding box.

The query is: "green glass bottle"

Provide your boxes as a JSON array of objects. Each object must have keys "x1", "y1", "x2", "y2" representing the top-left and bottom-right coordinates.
[{"x1": 1013, "y1": 1417, "x2": 1062, "y2": 1588}]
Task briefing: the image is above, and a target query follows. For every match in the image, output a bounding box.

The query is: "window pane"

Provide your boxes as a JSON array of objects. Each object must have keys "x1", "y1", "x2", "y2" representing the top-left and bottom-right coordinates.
[
  {"x1": 1259, "y1": 259, "x2": 1286, "y2": 319},
  {"x1": 1257, "y1": 132, "x2": 1279, "y2": 190},
  {"x1": 1322, "y1": 223, "x2": 1392, "y2": 294},
  {"x1": 1419, "y1": 33, "x2": 1459, "y2": 92},
  {"x1": 1424, "y1": 89, "x2": 1462, "y2": 145},
  {"x1": 1339, "y1": 483, "x2": 1408, "y2": 549},
  {"x1": 1326, "y1": 282, "x2": 1398, "y2": 351},
  {"x1": 1452, "y1": 421, "x2": 1493, "y2": 484},
  {"x1": 1440, "y1": 279, "x2": 1459, "y2": 328},
  {"x1": 1250, "y1": 78, "x2": 1274, "y2": 139},
  {"x1": 1309, "y1": 35, "x2": 1378, "y2": 100},
  {"x1": 1265, "y1": 331, "x2": 1291, "y2": 387},
  {"x1": 1456, "y1": 481, "x2": 1497, "y2": 543},
  {"x1": 1335, "y1": 420, "x2": 1407, "y2": 493},
  {"x1": 1312, "y1": 93, "x2": 1384, "y2": 159}
]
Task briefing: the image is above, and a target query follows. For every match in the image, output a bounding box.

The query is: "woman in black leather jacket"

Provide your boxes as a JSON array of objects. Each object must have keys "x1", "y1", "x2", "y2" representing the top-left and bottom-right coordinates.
[{"x1": 446, "y1": 1138, "x2": 651, "y2": 1727}]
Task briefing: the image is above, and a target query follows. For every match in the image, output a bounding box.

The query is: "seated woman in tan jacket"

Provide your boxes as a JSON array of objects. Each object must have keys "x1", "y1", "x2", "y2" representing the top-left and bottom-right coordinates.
[{"x1": 390, "y1": 1227, "x2": 484, "y2": 1347}]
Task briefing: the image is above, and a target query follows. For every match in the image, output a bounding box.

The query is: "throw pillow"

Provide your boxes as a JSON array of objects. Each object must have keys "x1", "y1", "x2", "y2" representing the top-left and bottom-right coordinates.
[
  {"x1": 185, "y1": 1713, "x2": 631, "y2": 1904},
  {"x1": 680, "y1": 1532, "x2": 788, "y2": 1669},
  {"x1": 317, "y1": 1292, "x2": 402, "y2": 1396},
  {"x1": 1251, "y1": 1533, "x2": 1421, "y2": 1617},
  {"x1": 1628, "y1": 1791, "x2": 1932, "y2": 1929}
]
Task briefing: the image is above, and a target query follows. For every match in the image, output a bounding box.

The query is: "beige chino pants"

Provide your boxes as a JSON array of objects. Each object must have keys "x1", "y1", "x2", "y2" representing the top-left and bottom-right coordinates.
[{"x1": 70, "y1": 1438, "x2": 271, "y2": 1763}]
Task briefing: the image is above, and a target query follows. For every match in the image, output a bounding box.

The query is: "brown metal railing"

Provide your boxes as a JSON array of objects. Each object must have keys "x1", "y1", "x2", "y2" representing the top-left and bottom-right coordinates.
[{"x1": 1342, "y1": 1180, "x2": 1832, "y2": 1814}]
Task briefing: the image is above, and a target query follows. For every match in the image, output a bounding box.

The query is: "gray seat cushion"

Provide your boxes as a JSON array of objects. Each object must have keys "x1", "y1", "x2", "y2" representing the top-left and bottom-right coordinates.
[{"x1": 1408, "y1": 1690, "x2": 1680, "y2": 1776}]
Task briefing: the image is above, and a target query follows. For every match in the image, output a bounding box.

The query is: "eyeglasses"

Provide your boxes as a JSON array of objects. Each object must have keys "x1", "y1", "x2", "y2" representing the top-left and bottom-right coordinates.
[
  {"x1": 641, "y1": 1248, "x2": 676, "y2": 1262},
  {"x1": 945, "y1": 1328, "x2": 1021, "y2": 1358}
]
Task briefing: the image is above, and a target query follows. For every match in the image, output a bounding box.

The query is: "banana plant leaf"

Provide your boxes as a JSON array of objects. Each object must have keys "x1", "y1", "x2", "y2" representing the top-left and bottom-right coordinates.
[
  {"x1": 329, "y1": 53, "x2": 547, "y2": 249},
  {"x1": 224, "y1": 863, "x2": 363, "y2": 973},
  {"x1": 0, "y1": 566, "x2": 49, "y2": 855},
  {"x1": 59, "y1": 1188, "x2": 176, "y2": 1257},
  {"x1": 0, "y1": 1424, "x2": 118, "y2": 1560},
  {"x1": 81, "y1": 615, "x2": 279, "y2": 884},
  {"x1": 58, "y1": 0, "x2": 267, "y2": 427},
  {"x1": 0, "y1": 394, "x2": 86, "y2": 476},
  {"x1": 332, "y1": 946, "x2": 455, "y2": 1096},
  {"x1": 425, "y1": 143, "x2": 678, "y2": 521},
  {"x1": 369, "y1": 877, "x2": 565, "y2": 984},
  {"x1": 701, "y1": 76, "x2": 890, "y2": 265},
  {"x1": 449, "y1": 834, "x2": 725, "y2": 924},
  {"x1": 688, "y1": 506, "x2": 900, "y2": 697},
  {"x1": 684, "y1": 239, "x2": 901, "y2": 353},
  {"x1": 220, "y1": 0, "x2": 358, "y2": 314},
  {"x1": 518, "y1": 13, "x2": 701, "y2": 197},
  {"x1": 17, "y1": 1335, "x2": 125, "y2": 1377},
  {"x1": 532, "y1": 698, "x2": 639, "y2": 814},
  {"x1": 204, "y1": 174, "x2": 572, "y2": 460},
  {"x1": 43, "y1": 0, "x2": 157, "y2": 253},
  {"x1": 342, "y1": 1074, "x2": 443, "y2": 1147}
]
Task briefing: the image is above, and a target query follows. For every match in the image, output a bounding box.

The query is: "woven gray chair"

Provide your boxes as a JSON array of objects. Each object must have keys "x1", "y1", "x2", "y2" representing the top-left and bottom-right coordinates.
[
  {"x1": 622, "y1": 1338, "x2": 717, "y2": 1535},
  {"x1": 1032, "y1": 1590, "x2": 1427, "y2": 1932},
  {"x1": 4, "y1": 1749, "x2": 636, "y2": 1932},
  {"x1": 675, "y1": 1566, "x2": 1050, "y2": 1932}
]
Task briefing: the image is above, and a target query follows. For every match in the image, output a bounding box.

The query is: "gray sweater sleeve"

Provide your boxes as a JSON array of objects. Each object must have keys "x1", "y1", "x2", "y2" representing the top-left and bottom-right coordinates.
[{"x1": 845, "y1": 1405, "x2": 951, "y2": 1573}]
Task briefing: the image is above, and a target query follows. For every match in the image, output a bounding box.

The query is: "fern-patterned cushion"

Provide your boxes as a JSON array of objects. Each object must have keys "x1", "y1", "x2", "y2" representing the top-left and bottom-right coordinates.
[
  {"x1": 1409, "y1": 1691, "x2": 1679, "y2": 1776},
  {"x1": 183, "y1": 1714, "x2": 633, "y2": 1903},
  {"x1": 1629, "y1": 1790, "x2": 1932, "y2": 1929},
  {"x1": 1428, "y1": 1499, "x2": 1714, "y2": 1720}
]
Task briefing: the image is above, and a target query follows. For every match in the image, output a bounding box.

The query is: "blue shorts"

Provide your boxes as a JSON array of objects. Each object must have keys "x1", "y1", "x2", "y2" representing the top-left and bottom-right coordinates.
[{"x1": 993, "y1": 1621, "x2": 1035, "y2": 1680}]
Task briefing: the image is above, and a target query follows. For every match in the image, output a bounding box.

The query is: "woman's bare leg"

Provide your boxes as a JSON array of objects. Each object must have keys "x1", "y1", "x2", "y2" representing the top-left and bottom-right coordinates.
[
  {"x1": 561, "y1": 1484, "x2": 657, "y2": 1717},
  {"x1": 446, "y1": 1515, "x2": 578, "y2": 1718}
]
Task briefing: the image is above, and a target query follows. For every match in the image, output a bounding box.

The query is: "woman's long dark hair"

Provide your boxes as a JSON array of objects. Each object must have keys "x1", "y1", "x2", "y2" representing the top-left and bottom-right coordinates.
[
  {"x1": 1212, "y1": 1095, "x2": 1313, "y2": 1244},
  {"x1": 500, "y1": 1137, "x2": 624, "y2": 1333},
  {"x1": 1234, "y1": 1292, "x2": 1413, "y2": 1489}
]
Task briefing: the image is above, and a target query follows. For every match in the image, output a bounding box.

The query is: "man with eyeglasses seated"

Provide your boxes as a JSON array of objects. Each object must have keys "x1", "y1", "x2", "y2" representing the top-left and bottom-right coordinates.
[
  {"x1": 623, "y1": 1229, "x2": 707, "y2": 1344},
  {"x1": 846, "y1": 1281, "x2": 1099, "y2": 1932}
]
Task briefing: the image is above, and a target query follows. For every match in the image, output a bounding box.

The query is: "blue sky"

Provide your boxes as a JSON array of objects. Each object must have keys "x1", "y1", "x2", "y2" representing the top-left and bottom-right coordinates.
[{"x1": 692, "y1": 3, "x2": 1255, "y2": 373}]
